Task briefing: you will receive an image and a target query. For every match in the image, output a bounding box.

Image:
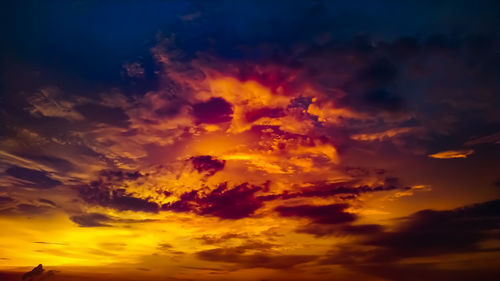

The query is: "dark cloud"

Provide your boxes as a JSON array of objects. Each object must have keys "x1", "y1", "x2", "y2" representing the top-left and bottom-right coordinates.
[
  {"x1": 17, "y1": 154, "x2": 76, "y2": 173},
  {"x1": 348, "y1": 263, "x2": 500, "y2": 281},
  {"x1": 17, "y1": 204, "x2": 54, "y2": 215},
  {"x1": 70, "y1": 213, "x2": 112, "y2": 227},
  {"x1": 197, "y1": 247, "x2": 316, "y2": 269},
  {"x1": 70, "y1": 212, "x2": 156, "y2": 227},
  {"x1": 275, "y1": 203, "x2": 356, "y2": 224},
  {"x1": 163, "y1": 183, "x2": 263, "y2": 219},
  {"x1": 365, "y1": 199, "x2": 500, "y2": 260},
  {"x1": 322, "y1": 199, "x2": 500, "y2": 265},
  {"x1": 0, "y1": 196, "x2": 14, "y2": 206},
  {"x1": 157, "y1": 243, "x2": 173, "y2": 250},
  {"x1": 197, "y1": 233, "x2": 249, "y2": 245},
  {"x1": 297, "y1": 223, "x2": 384, "y2": 237},
  {"x1": 154, "y1": 99, "x2": 185, "y2": 117},
  {"x1": 245, "y1": 107, "x2": 285, "y2": 122},
  {"x1": 120, "y1": 128, "x2": 139, "y2": 137},
  {"x1": 75, "y1": 103, "x2": 130, "y2": 128},
  {"x1": 0, "y1": 203, "x2": 55, "y2": 217},
  {"x1": 258, "y1": 181, "x2": 399, "y2": 201},
  {"x1": 77, "y1": 169, "x2": 158, "y2": 213},
  {"x1": 190, "y1": 155, "x2": 225, "y2": 176},
  {"x1": 5, "y1": 166, "x2": 61, "y2": 189},
  {"x1": 38, "y1": 199, "x2": 57, "y2": 207},
  {"x1": 99, "y1": 170, "x2": 144, "y2": 181},
  {"x1": 192, "y1": 97, "x2": 233, "y2": 124},
  {"x1": 33, "y1": 242, "x2": 66, "y2": 245},
  {"x1": 79, "y1": 184, "x2": 159, "y2": 213},
  {"x1": 465, "y1": 131, "x2": 500, "y2": 146},
  {"x1": 162, "y1": 180, "x2": 401, "y2": 221}
]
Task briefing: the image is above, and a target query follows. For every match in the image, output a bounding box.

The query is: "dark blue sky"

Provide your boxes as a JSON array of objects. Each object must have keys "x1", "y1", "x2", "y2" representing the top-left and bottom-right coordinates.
[{"x1": 2, "y1": 0, "x2": 499, "y2": 95}]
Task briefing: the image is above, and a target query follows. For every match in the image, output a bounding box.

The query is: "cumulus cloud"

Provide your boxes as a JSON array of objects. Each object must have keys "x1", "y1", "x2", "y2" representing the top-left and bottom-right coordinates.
[
  {"x1": 192, "y1": 97, "x2": 233, "y2": 124},
  {"x1": 163, "y1": 182, "x2": 264, "y2": 219},
  {"x1": 189, "y1": 155, "x2": 226, "y2": 176}
]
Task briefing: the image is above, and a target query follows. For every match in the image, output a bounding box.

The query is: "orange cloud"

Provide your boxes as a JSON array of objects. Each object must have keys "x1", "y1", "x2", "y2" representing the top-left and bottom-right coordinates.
[
  {"x1": 428, "y1": 149, "x2": 474, "y2": 159},
  {"x1": 351, "y1": 127, "x2": 414, "y2": 141}
]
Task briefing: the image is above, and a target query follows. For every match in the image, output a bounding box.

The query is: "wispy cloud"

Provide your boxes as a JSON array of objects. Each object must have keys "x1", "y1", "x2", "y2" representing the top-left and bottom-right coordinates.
[{"x1": 428, "y1": 149, "x2": 474, "y2": 159}]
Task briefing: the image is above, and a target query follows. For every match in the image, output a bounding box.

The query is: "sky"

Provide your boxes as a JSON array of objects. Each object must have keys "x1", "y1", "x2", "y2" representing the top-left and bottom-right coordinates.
[{"x1": 1, "y1": 1, "x2": 500, "y2": 280}]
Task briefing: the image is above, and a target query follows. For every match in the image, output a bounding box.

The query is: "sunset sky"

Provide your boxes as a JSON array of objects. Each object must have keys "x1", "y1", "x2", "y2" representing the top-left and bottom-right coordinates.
[{"x1": 1, "y1": 1, "x2": 500, "y2": 281}]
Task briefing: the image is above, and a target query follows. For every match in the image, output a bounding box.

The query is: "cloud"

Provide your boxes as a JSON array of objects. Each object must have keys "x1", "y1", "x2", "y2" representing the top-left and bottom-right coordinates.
[
  {"x1": 428, "y1": 149, "x2": 474, "y2": 159},
  {"x1": 70, "y1": 213, "x2": 112, "y2": 227},
  {"x1": 196, "y1": 247, "x2": 317, "y2": 269},
  {"x1": 0, "y1": 203, "x2": 55, "y2": 217},
  {"x1": 79, "y1": 184, "x2": 160, "y2": 213},
  {"x1": 192, "y1": 97, "x2": 233, "y2": 124},
  {"x1": 464, "y1": 131, "x2": 500, "y2": 146},
  {"x1": 16, "y1": 154, "x2": 76, "y2": 173},
  {"x1": 245, "y1": 107, "x2": 286, "y2": 122},
  {"x1": 17, "y1": 204, "x2": 54, "y2": 216},
  {"x1": 180, "y1": 11, "x2": 201, "y2": 21},
  {"x1": 77, "y1": 169, "x2": 160, "y2": 213},
  {"x1": 38, "y1": 199, "x2": 57, "y2": 207},
  {"x1": 190, "y1": 155, "x2": 226, "y2": 176},
  {"x1": 1, "y1": 3, "x2": 499, "y2": 280},
  {"x1": 346, "y1": 263, "x2": 500, "y2": 281},
  {"x1": 70, "y1": 212, "x2": 157, "y2": 227},
  {"x1": 322, "y1": 199, "x2": 500, "y2": 264},
  {"x1": 5, "y1": 166, "x2": 61, "y2": 189},
  {"x1": 366, "y1": 199, "x2": 500, "y2": 260},
  {"x1": 258, "y1": 181, "x2": 401, "y2": 201},
  {"x1": 122, "y1": 62, "x2": 145, "y2": 78},
  {"x1": 27, "y1": 87, "x2": 84, "y2": 121},
  {"x1": 0, "y1": 196, "x2": 14, "y2": 206},
  {"x1": 350, "y1": 127, "x2": 416, "y2": 142},
  {"x1": 33, "y1": 242, "x2": 66, "y2": 245},
  {"x1": 99, "y1": 170, "x2": 144, "y2": 181},
  {"x1": 393, "y1": 184, "x2": 432, "y2": 198},
  {"x1": 163, "y1": 183, "x2": 264, "y2": 219},
  {"x1": 197, "y1": 233, "x2": 249, "y2": 245},
  {"x1": 275, "y1": 203, "x2": 356, "y2": 224},
  {"x1": 297, "y1": 223, "x2": 384, "y2": 237},
  {"x1": 74, "y1": 103, "x2": 130, "y2": 128}
]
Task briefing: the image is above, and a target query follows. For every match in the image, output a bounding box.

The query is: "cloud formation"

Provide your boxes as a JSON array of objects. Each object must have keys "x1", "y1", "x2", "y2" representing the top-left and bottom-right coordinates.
[
  {"x1": 163, "y1": 183, "x2": 264, "y2": 219},
  {"x1": 1, "y1": 1, "x2": 499, "y2": 280},
  {"x1": 428, "y1": 149, "x2": 474, "y2": 159}
]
